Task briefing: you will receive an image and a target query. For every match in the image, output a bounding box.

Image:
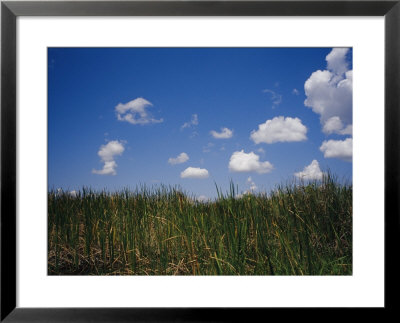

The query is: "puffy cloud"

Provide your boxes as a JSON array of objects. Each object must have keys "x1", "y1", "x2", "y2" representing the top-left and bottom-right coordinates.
[
  {"x1": 92, "y1": 140, "x2": 125, "y2": 175},
  {"x1": 180, "y1": 167, "x2": 209, "y2": 179},
  {"x1": 294, "y1": 160, "x2": 325, "y2": 181},
  {"x1": 229, "y1": 150, "x2": 273, "y2": 174},
  {"x1": 326, "y1": 48, "x2": 350, "y2": 75},
  {"x1": 115, "y1": 97, "x2": 163, "y2": 125},
  {"x1": 263, "y1": 89, "x2": 282, "y2": 108},
  {"x1": 97, "y1": 141, "x2": 124, "y2": 162},
  {"x1": 320, "y1": 138, "x2": 352, "y2": 162},
  {"x1": 93, "y1": 161, "x2": 118, "y2": 175},
  {"x1": 322, "y1": 116, "x2": 353, "y2": 135},
  {"x1": 168, "y1": 152, "x2": 189, "y2": 165},
  {"x1": 340, "y1": 125, "x2": 352, "y2": 135},
  {"x1": 181, "y1": 114, "x2": 198, "y2": 130},
  {"x1": 250, "y1": 116, "x2": 307, "y2": 144},
  {"x1": 210, "y1": 127, "x2": 233, "y2": 139},
  {"x1": 304, "y1": 48, "x2": 352, "y2": 134},
  {"x1": 304, "y1": 70, "x2": 352, "y2": 124}
]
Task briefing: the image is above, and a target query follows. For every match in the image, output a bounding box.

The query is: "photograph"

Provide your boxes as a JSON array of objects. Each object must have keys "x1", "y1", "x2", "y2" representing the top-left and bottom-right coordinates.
[
  {"x1": 2, "y1": 0, "x2": 396, "y2": 318},
  {"x1": 48, "y1": 47, "x2": 353, "y2": 276}
]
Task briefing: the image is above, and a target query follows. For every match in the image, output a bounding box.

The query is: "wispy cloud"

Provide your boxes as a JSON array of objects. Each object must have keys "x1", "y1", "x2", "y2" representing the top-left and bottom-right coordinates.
[
  {"x1": 92, "y1": 140, "x2": 125, "y2": 175},
  {"x1": 181, "y1": 114, "x2": 198, "y2": 130},
  {"x1": 292, "y1": 88, "x2": 300, "y2": 95},
  {"x1": 247, "y1": 177, "x2": 258, "y2": 191},
  {"x1": 168, "y1": 152, "x2": 189, "y2": 165},
  {"x1": 202, "y1": 142, "x2": 214, "y2": 153},
  {"x1": 263, "y1": 89, "x2": 282, "y2": 108},
  {"x1": 115, "y1": 97, "x2": 163, "y2": 125},
  {"x1": 210, "y1": 127, "x2": 233, "y2": 139}
]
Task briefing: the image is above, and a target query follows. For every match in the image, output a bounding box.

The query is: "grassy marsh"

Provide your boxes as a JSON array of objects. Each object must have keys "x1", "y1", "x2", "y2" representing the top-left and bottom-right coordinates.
[{"x1": 48, "y1": 174, "x2": 352, "y2": 275}]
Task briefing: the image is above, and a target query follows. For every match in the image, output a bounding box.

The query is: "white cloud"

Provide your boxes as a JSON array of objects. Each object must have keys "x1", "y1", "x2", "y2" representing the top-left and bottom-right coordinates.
[
  {"x1": 210, "y1": 127, "x2": 233, "y2": 139},
  {"x1": 180, "y1": 167, "x2": 209, "y2": 179},
  {"x1": 326, "y1": 48, "x2": 350, "y2": 75},
  {"x1": 292, "y1": 88, "x2": 300, "y2": 95},
  {"x1": 196, "y1": 195, "x2": 209, "y2": 202},
  {"x1": 92, "y1": 140, "x2": 125, "y2": 175},
  {"x1": 97, "y1": 141, "x2": 125, "y2": 162},
  {"x1": 294, "y1": 160, "x2": 325, "y2": 181},
  {"x1": 322, "y1": 116, "x2": 353, "y2": 135},
  {"x1": 322, "y1": 116, "x2": 343, "y2": 134},
  {"x1": 247, "y1": 177, "x2": 258, "y2": 191},
  {"x1": 168, "y1": 152, "x2": 189, "y2": 165},
  {"x1": 250, "y1": 116, "x2": 307, "y2": 144},
  {"x1": 304, "y1": 48, "x2": 352, "y2": 134},
  {"x1": 320, "y1": 138, "x2": 352, "y2": 162},
  {"x1": 263, "y1": 89, "x2": 282, "y2": 108},
  {"x1": 340, "y1": 125, "x2": 353, "y2": 135},
  {"x1": 115, "y1": 97, "x2": 163, "y2": 125},
  {"x1": 229, "y1": 150, "x2": 273, "y2": 174},
  {"x1": 181, "y1": 114, "x2": 198, "y2": 130},
  {"x1": 93, "y1": 161, "x2": 118, "y2": 175},
  {"x1": 236, "y1": 190, "x2": 255, "y2": 199}
]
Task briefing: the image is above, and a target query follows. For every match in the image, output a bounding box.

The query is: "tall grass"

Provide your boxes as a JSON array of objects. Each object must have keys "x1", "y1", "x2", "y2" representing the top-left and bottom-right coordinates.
[{"x1": 48, "y1": 174, "x2": 352, "y2": 275}]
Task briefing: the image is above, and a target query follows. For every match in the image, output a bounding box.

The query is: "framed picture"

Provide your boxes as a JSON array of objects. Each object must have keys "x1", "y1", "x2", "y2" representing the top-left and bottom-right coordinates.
[{"x1": 1, "y1": 0, "x2": 398, "y2": 321}]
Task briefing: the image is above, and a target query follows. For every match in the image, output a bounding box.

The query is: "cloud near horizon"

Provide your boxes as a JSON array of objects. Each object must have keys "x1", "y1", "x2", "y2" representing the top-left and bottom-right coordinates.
[
  {"x1": 92, "y1": 140, "x2": 125, "y2": 175},
  {"x1": 247, "y1": 177, "x2": 258, "y2": 191},
  {"x1": 180, "y1": 167, "x2": 209, "y2": 179},
  {"x1": 196, "y1": 195, "x2": 209, "y2": 202},
  {"x1": 229, "y1": 150, "x2": 273, "y2": 174},
  {"x1": 294, "y1": 160, "x2": 325, "y2": 180},
  {"x1": 250, "y1": 116, "x2": 307, "y2": 144},
  {"x1": 115, "y1": 97, "x2": 163, "y2": 125}
]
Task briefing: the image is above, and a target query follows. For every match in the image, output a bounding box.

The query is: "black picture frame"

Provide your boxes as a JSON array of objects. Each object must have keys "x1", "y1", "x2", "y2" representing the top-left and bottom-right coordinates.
[{"x1": 1, "y1": 0, "x2": 399, "y2": 321}]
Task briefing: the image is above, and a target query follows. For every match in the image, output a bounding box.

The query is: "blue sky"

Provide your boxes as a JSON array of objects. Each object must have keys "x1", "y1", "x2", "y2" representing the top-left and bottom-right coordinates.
[{"x1": 48, "y1": 48, "x2": 352, "y2": 199}]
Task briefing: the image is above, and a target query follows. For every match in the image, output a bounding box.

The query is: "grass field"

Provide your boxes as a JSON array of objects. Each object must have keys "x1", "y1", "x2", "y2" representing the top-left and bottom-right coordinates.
[{"x1": 48, "y1": 174, "x2": 352, "y2": 275}]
